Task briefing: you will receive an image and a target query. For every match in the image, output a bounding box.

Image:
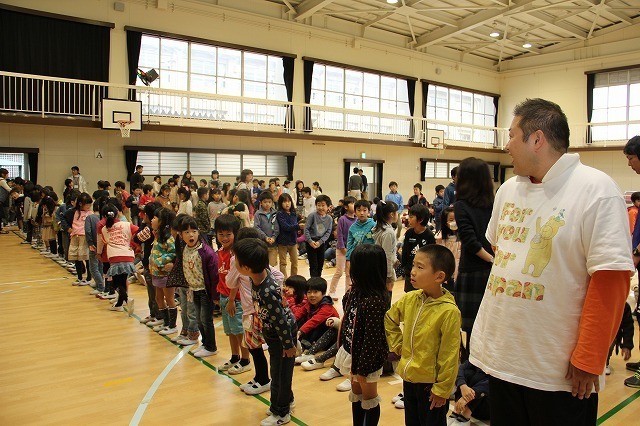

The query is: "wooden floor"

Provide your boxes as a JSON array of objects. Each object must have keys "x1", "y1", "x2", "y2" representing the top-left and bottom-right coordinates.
[{"x1": 0, "y1": 230, "x2": 638, "y2": 425}]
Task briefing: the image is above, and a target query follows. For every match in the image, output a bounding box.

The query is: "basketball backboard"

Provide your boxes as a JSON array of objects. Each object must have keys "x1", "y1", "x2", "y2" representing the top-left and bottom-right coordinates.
[{"x1": 101, "y1": 99, "x2": 142, "y2": 131}]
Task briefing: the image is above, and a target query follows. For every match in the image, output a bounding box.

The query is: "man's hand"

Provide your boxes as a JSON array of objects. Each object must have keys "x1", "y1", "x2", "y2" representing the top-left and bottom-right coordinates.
[
  {"x1": 429, "y1": 392, "x2": 446, "y2": 410},
  {"x1": 565, "y1": 362, "x2": 599, "y2": 399},
  {"x1": 283, "y1": 347, "x2": 297, "y2": 357},
  {"x1": 622, "y1": 348, "x2": 632, "y2": 361}
]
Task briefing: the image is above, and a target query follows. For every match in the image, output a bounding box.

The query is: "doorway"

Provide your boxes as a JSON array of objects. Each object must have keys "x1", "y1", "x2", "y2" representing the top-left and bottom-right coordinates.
[{"x1": 344, "y1": 159, "x2": 385, "y2": 201}]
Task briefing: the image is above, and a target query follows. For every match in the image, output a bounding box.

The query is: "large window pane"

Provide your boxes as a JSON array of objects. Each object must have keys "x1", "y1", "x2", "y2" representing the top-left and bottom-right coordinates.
[
  {"x1": 244, "y1": 81, "x2": 267, "y2": 99},
  {"x1": 267, "y1": 84, "x2": 287, "y2": 101},
  {"x1": 630, "y1": 84, "x2": 640, "y2": 106},
  {"x1": 397, "y1": 81, "x2": 409, "y2": 102},
  {"x1": 345, "y1": 95, "x2": 362, "y2": 110},
  {"x1": 190, "y1": 74, "x2": 216, "y2": 94},
  {"x1": 381, "y1": 76, "x2": 396, "y2": 100},
  {"x1": 268, "y1": 56, "x2": 285, "y2": 84},
  {"x1": 218, "y1": 48, "x2": 241, "y2": 78},
  {"x1": 326, "y1": 91, "x2": 343, "y2": 108},
  {"x1": 160, "y1": 152, "x2": 188, "y2": 174},
  {"x1": 137, "y1": 151, "x2": 160, "y2": 175},
  {"x1": 363, "y1": 97, "x2": 379, "y2": 113},
  {"x1": 381, "y1": 99, "x2": 396, "y2": 114},
  {"x1": 139, "y1": 35, "x2": 160, "y2": 69},
  {"x1": 449, "y1": 89, "x2": 461, "y2": 110},
  {"x1": 191, "y1": 43, "x2": 216, "y2": 75},
  {"x1": 312, "y1": 65, "x2": 326, "y2": 91},
  {"x1": 397, "y1": 101, "x2": 410, "y2": 116},
  {"x1": 244, "y1": 52, "x2": 267, "y2": 82},
  {"x1": 161, "y1": 70, "x2": 188, "y2": 90},
  {"x1": 218, "y1": 78, "x2": 241, "y2": 96},
  {"x1": 266, "y1": 155, "x2": 287, "y2": 176},
  {"x1": 160, "y1": 38, "x2": 188, "y2": 71},
  {"x1": 363, "y1": 73, "x2": 379, "y2": 97},
  {"x1": 326, "y1": 66, "x2": 344, "y2": 92},
  {"x1": 461, "y1": 91, "x2": 473, "y2": 112},
  {"x1": 435, "y1": 86, "x2": 448, "y2": 108},
  {"x1": 592, "y1": 87, "x2": 608, "y2": 109},
  {"x1": 345, "y1": 70, "x2": 363, "y2": 95},
  {"x1": 310, "y1": 90, "x2": 325, "y2": 106},
  {"x1": 608, "y1": 85, "x2": 627, "y2": 108}
]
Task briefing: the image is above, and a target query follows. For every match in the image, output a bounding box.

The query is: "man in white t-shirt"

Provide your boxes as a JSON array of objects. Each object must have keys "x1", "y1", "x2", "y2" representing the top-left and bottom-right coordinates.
[{"x1": 470, "y1": 98, "x2": 633, "y2": 425}]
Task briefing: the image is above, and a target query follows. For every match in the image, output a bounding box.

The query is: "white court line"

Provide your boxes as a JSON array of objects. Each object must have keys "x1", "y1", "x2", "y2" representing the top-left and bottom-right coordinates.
[
  {"x1": 0, "y1": 277, "x2": 68, "y2": 287},
  {"x1": 129, "y1": 344, "x2": 193, "y2": 426}
]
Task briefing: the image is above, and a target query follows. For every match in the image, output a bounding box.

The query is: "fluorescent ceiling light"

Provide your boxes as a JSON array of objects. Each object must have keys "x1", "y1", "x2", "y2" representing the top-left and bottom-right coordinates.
[
  {"x1": 387, "y1": 0, "x2": 399, "y2": 4},
  {"x1": 522, "y1": 42, "x2": 532, "y2": 48},
  {"x1": 490, "y1": 31, "x2": 500, "y2": 38}
]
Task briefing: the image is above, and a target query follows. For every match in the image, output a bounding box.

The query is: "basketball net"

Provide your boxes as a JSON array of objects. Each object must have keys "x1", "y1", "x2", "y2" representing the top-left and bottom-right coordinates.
[{"x1": 117, "y1": 120, "x2": 134, "y2": 138}]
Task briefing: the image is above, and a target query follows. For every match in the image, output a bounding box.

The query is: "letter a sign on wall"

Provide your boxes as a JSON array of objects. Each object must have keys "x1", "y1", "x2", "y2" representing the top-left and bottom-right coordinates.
[{"x1": 95, "y1": 149, "x2": 104, "y2": 160}]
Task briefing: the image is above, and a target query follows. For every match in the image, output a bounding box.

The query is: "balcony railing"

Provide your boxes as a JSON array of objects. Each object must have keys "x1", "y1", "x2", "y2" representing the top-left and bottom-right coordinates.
[{"x1": 3, "y1": 71, "x2": 633, "y2": 150}]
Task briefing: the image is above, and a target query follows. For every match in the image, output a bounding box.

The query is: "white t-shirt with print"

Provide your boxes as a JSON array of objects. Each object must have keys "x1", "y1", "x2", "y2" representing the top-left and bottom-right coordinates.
[{"x1": 470, "y1": 153, "x2": 634, "y2": 392}]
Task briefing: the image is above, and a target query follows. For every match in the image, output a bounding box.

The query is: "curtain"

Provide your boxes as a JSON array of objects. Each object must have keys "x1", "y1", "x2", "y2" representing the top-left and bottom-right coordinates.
[
  {"x1": 282, "y1": 57, "x2": 295, "y2": 131},
  {"x1": 586, "y1": 73, "x2": 595, "y2": 144},
  {"x1": 407, "y1": 79, "x2": 416, "y2": 140},
  {"x1": 303, "y1": 60, "x2": 314, "y2": 132},
  {"x1": 127, "y1": 30, "x2": 143, "y2": 101},
  {"x1": 343, "y1": 162, "x2": 350, "y2": 197},
  {"x1": 286, "y1": 155, "x2": 295, "y2": 181},
  {"x1": 0, "y1": 8, "x2": 111, "y2": 116},
  {"x1": 27, "y1": 152, "x2": 38, "y2": 184},
  {"x1": 125, "y1": 150, "x2": 138, "y2": 182},
  {"x1": 420, "y1": 160, "x2": 426, "y2": 182},
  {"x1": 376, "y1": 163, "x2": 383, "y2": 201},
  {"x1": 493, "y1": 96, "x2": 500, "y2": 147},
  {"x1": 421, "y1": 81, "x2": 430, "y2": 145}
]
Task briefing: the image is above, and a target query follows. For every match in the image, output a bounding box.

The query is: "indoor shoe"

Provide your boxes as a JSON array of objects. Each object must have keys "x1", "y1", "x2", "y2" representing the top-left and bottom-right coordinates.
[
  {"x1": 244, "y1": 381, "x2": 271, "y2": 395},
  {"x1": 239, "y1": 380, "x2": 255, "y2": 392},
  {"x1": 266, "y1": 401, "x2": 295, "y2": 416},
  {"x1": 295, "y1": 353, "x2": 314, "y2": 365},
  {"x1": 109, "y1": 304, "x2": 124, "y2": 312},
  {"x1": 125, "y1": 298, "x2": 134, "y2": 317},
  {"x1": 605, "y1": 365, "x2": 612, "y2": 375},
  {"x1": 392, "y1": 393, "x2": 404, "y2": 403},
  {"x1": 624, "y1": 371, "x2": 640, "y2": 388},
  {"x1": 147, "y1": 318, "x2": 164, "y2": 327},
  {"x1": 260, "y1": 413, "x2": 290, "y2": 426},
  {"x1": 301, "y1": 358, "x2": 325, "y2": 371},
  {"x1": 394, "y1": 397, "x2": 405, "y2": 409},
  {"x1": 319, "y1": 366, "x2": 342, "y2": 381},
  {"x1": 193, "y1": 348, "x2": 218, "y2": 358},
  {"x1": 89, "y1": 289, "x2": 101, "y2": 295},
  {"x1": 219, "y1": 360, "x2": 237, "y2": 371},
  {"x1": 228, "y1": 363, "x2": 252, "y2": 375},
  {"x1": 626, "y1": 361, "x2": 640, "y2": 372},
  {"x1": 159, "y1": 326, "x2": 178, "y2": 335},
  {"x1": 336, "y1": 378, "x2": 351, "y2": 392},
  {"x1": 177, "y1": 337, "x2": 198, "y2": 346}
]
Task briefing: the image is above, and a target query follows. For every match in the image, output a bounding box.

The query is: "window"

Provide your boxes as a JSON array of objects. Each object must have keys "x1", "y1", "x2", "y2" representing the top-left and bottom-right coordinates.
[
  {"x1": 591, "y1": 68, "x2": 640, "y2": 142},
  {"x1": 137, "y1": 34, "x2": 288, "y2": 120},
  {"x1": 426, "y1": 85, "x2": 496, "y2": 144},
  {"x1": 310, "y1": 64, "x2": 410, "y2": 134},
  {"x1": 423, "y1": 160, "x2": 459, "y2": 179},
  {"x1": 0, "y1": 153, "x2": 25, "y2": 179},
  {"x1": 135, "y1": 150, "x2": 289, "y2": 177}
]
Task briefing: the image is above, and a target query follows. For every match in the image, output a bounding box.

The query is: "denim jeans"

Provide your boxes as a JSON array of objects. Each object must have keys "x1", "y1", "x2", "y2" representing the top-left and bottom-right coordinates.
[
  {"x1": 88, "y1": 251, "x2": 104, "y2": 291},
  {"x1": 193, "y1": 289, "x2": 216, "y2": 351},
  {"x1": 324, "y1": 247, "x2": 336, "y2": 262},
  {"x1": 178, "y1": 287, "x2": 199, "y2": 333},
  {"x1": 265, "y1": 335, "x2": 295, "y2": 418}
]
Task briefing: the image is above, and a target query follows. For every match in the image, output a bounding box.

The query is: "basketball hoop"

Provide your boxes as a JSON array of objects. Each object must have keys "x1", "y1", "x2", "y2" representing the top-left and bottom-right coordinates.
[{"x1": 117, "y1": 120, "x2": 134, "y2": 138}]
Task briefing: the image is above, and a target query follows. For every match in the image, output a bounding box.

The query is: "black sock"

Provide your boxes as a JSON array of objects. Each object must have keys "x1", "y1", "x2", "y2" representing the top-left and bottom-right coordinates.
[
  {"x1": 249, "y1": 347, "x2": 269, "y2": 385},
  {"x1": 352, "y1": 402, "x2": 365, "y2": 425},
  {"x1": 230, "y1": 355, "x2": 241, "y2": 364},
  {"x1": 239, "y1": 358, "x2": 250, "y2": 366},
  {"x1": 85, "y1": 260, "x2": 92, "y2": 281},
  {"x1": 363, "y1": 404, "x2": 380, "y2": 425},
  {"x1": 75, "y1": 261, "x2": 84, "y2": 280}
]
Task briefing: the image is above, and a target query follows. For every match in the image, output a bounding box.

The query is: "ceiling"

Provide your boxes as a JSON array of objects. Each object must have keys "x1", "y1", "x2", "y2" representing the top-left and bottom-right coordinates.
[{"x1": 245, "y1": 0, "x2": 640, "y2": 68}]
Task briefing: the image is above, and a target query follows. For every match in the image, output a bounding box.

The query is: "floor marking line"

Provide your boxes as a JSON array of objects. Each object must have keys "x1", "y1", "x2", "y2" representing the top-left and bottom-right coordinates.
[
  {"x1": 596, "y1": 388, "x2": 640, "y2": 424},
  {"x1": 0, "y1": 277, "x2": 68, "y2": 286},
  {"x1": 130, "y1": 311, "x2": 308, "y2": 426},
  {"x1": 129, "y1": 344, "x2": 193, "y2": 426}
]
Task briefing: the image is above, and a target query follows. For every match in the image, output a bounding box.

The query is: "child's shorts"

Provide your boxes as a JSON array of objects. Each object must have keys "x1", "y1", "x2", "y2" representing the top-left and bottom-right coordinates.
[
  {"x1": 68, "y1": 235, "x2": 89, "y2": 261},
  {"x1": 152, "y1": 276, "x2": 168, "y2": 288},
  {"x1": 242, "y1": 314, "x2": 265, "y2": 350},
  {"x1": 219, "y1": 295, "x2": 244, "y2": 335},
  {"x1": 334, "y1": 346, "x2": 382, "y2": 383}
]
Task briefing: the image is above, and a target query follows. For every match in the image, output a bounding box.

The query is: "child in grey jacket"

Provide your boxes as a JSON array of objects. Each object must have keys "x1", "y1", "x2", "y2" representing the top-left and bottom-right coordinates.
[
  {"x1": 253, "y1": 191, "x2": 280, "y2": 266},
  {"x1": 303, "y1": 194, "x2": 333, "y2": 278}
]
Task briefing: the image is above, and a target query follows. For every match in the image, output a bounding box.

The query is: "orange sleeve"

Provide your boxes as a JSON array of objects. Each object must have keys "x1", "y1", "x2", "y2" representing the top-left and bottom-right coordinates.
[
  {"x1": 571, "y1": 270, "x2": 629, "y2": 375},
  {"x1": 629, "y1": 209, "x2": 637, "y2": 235}
]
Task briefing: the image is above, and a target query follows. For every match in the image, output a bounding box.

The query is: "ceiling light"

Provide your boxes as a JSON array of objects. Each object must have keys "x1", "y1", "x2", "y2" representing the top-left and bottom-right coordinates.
[
  {"x1": 522, "y1": 42, "x2": 532, "y2": 48},
  {"x1": 490, "y1": 31, "x2": 500, "y2": 38},
  {"x1": 387, "y1": 0, "x2": 399, "y2": 4}
]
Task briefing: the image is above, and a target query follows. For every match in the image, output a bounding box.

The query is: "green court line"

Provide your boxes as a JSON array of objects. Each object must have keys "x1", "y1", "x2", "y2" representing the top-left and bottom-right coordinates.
[
  {"x1": 596, "y1": 388, "x2": 640, "y2": 424},
  {"x1": 130, "y1": 312, "x2": 308, "y2": 426}
]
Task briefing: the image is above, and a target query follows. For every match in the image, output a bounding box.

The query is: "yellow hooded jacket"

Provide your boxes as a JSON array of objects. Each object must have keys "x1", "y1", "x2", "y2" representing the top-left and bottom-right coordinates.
[{"x1": 385, "y1": 289, "x2": 461, "y2": 398}]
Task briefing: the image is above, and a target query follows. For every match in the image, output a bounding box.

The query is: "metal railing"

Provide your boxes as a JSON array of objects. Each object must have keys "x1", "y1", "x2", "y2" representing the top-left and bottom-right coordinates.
[{"x1": 3, "y1": 71, "x2": 635, "y2": 149}]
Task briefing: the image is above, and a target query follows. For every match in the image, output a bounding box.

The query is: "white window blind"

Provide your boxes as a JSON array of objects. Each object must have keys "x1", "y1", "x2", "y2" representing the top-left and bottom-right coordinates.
[
  {"x1": 137, "y1": 151, "x2": 160, "y2": 175},
  {"x1": 189, "y1": 153, "x2": 216, "y2": 175},
  {"x1": 216, "y1": 154, "x2": 241, "y2": 176},
  {"x1": 267, "y1": 155, "x2": 288, "y2": 177},
  {"x1": 242, "y1": 155, "x2": 266, "y2": 176},
  {"x1": 160, "y1": 152, "x2": 188, "y2": 175}
]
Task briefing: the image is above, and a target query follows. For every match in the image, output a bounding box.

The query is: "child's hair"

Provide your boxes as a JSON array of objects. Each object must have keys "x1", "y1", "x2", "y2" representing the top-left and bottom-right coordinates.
[
  {"x1": 413, "y1": 183, "x2": 423, "y2": 191},
  {"x1": 312, "y1": 182, "x2": 322, "y2": 192},
  {"x1": 632, "y1": 192, "x2": 640, "y2": 203},
  {"x1": 349, "y1": 244, "x2": 388, "y2": 298},
  {"x1": 215, "y1": 213, "x2": 241, "y2": 237},
  {"x1": 115, "y1": 181, "x2": 126, "y2": 190},
  {"x1": 143, "y1": 184, "x2": 153, "y2": 194},
  {"x1": 101, "y1": 203, "x2": 119, "y2": 228},
  {"x1": 237, "y1": 226, "x2": 262, "y2": 241},
  {"x1": 107, "y1": 196, "x2": 123, "y2": 213},
  {"x1": 168, "y1": 178, "x2": 176, "y2": 186},
  {"x1": 285, "y1": 275, "x2": 308, "y2": 304},
  {"x1": 64, "y1": 178, "x2": 73, "y2": 188},
  {"x1": 259, "y1": 179, "x2": 265, "y2": 187},
  {"x1": 302, "y1": 187, "x2": 311, "y2": 195},
  {"x1": 199, "y1": 179, "x2": 207, "y2": 186},
  {"x1": 235, "y1": 189, "x2": 251, "y2": 206},
  {"x1": 373, "y1": 200, "x2": 398, "y2": 232},
  {"x1": 435, "y1": 184, "x2": 445, "y2": 193},
  {"x1": 354, "y1": 199, "x2": 371, "y2": 211},
  {"x1": 440, "y1": 207, "x2": 456, "y2": 240},
  {"x1": 233, "y1": 238, "x2": 269, "y2": 273},
  {"x1": 456, "y1": 157, "x2": 494, "y2": 209},
  {"x1": 284, "y1": 180, "x2": 291, "y2": 185},
  {"x1": 258, "y1": 191, "x2": 274, "y2": 203},
  {"x1": 156, "y1": 207, "x2": 177, "y2": 243},
  {"x1": 183, "y1": 170, "x2": 192, "y2": 179},
  {"x1": 75, "y1": 192, "x2": 93, "y2": 214},
  {"x1": 409, "y1": 204, "x2": 430, "y2": 226},
  {"x1": 240, "y1": 169, "x2": 253, "y2": 182},
  {"x1": 211, "y1": 170, "x2": 219, "y2": 176},
  {"x1": 177, "y1": 187, "x2": 191, "y2": 201},
  {"x1": 178, "y1": 216, "x2": 199, "y2": 232},
  {"x1": 143, "y1": 201, "x2": 162, "y2": 220},
  {"x1": 315, "y1": 194, "x2": 332, "y2": 206},
  {"x1": 41, "y1": 196, "x2": 57, "y2": 217},
  {"x1": 307, "y1": 277, "x2": 327, "y2": 294},
  {"x1": 172, "y1": 214, "x2": 190, "y2": 232},
  {"x1": 389, "y1": 181, "x2": 398, "y2": 188},
  {"x1": 189, "y1": 182, "x2": 198, "y2": 190},
  {"x1": 278, "y1": 193, "x2": 294, "y2": 211},
  {"x1": 210, "y1": 188, "x2": 222, "y2": 197},
  {"x1": 160, "y1": 184, "x2": 170, "y2": 194},
  {"x1": 97, "y1": 180, "x2": 105, "y2": 189},
  {"x1": 372, "y1": 196, "x2": 380, "y2": 205},
  {"x1": 133, "y1": 184, "x2": 143, "y2": 191},
  {"x1": 451, "y1": 166, "x2": 458, "y2": 178},
  {"x1": 228, "y1": 188, "x2": 237, "y2": 201},
  {"x1": 92, "y1": 200, "x2": 101, "y2": 212},
  {"x1": 30, "y1": 190, "x2": 42, "y2": 203},
  {"x1": 342, "y1": 196, "x2": 356, "y2": 207},
  {"x1": 154, "y1": 175, "x2": 161, "y2": 181},
  {"x1": 417, "y1": 245, "x2": 456, "y2": 282},
  {"x1": 197, "y1": 187, "x2": 209, "y2": 199},
  {"x1": 295, "y1": 180, "x2": 304, "y2": 189}
]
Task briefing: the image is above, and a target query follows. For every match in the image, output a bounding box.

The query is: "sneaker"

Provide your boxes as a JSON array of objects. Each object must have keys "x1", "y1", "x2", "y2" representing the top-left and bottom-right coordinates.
[
  {"x1": 624, "y1": 371, "x2": 640, "y2": 388},
  {"x1": 127, "y1": 276, "x2": 138, "y2": 284},
  {"x1": 172, "y1": 333, "x2": 187, "y2": 343},
  {"x1": 239, "y1": 380, "x2": 255, "y2": 392},
  {"x1": 266, "y1": 401, "x2": 296, "y2": 416},
  {"x1": 176, "y1": 337, "x2": 198, "y2": 346},
  {"x1": 394, "y1": 397, "x2": 405, "y2": 409},
  {"x1": 228, "y1": 363, "x2": 252, "y2": 375},
  {"x1": 260, "y1": 413, "x2": 290, "y2": 426},
  {"x1": 295, "y1": 353, "x2": 314, "y2": 365},
  {"x1": 319, "y1": 366, "x2": 342, "y2": 381},
  {"x1": 159, "y1": 326, "x2": 178, "y2": 335},
  {"x1": 109, "y1": 304, "x2": 124, "y2": 312},
  {"x1": 86, "y1": 280, "x2": 96, "y2": 288},
  {"x1": 45, "y1": 253, "x2": 57, "y2": 258},
  {"x1": 147, "y1": 318, "x2": 164, "y2": 327},
  {"x1": 244, "y1": 380, "x2": 271, "y2": 395},
  {"x1": 152, "y1": 324, "x2": 166, "y2": 332},
  {"x1": 125, "y1": 298, "x2": 134, "y2": 317},
  {"x1": 301, "y1": 358, "x2": 324, "y2": 371},
  {"x1": 626, "y1": 361, "x2": 640, "y2": 372},
  {"x1": 219, "y1": 360, "x2": 238, "y2": 372},
  {"x1": 140, "y1": 316, "x2": 154, "y2": 324},
  {"x1": 56, "y1": 259, "x2": 67, "y2": 264},
  {"x1": 392, "y1": 393, "x2": 404, "y2": 403},
  {"x1": 21, "y1": 241, "x2": 31, "y2": 245},
  {"x1": 605, "y1": 365, "x2": 612, "y2": 375},
  {"x1": 89, "y1": 289, "x2": 101, "y2": 295},
  {"x1": 298, "y1": 253, "x2": 307, "y2": 260},
  {"x1": 336, "y1": 378, "x2": 351, "y2": 392},
  {"x1": 72, "y1": 280, "x2": 82, "y2": 286},
  {"x1": 78, "y1": 280, "x2": 90, "y2": 286},
  {"x1": 66, "y1": 262, "x2": 75, "y2": 267},
  {"x1": 193, "y1": 348, "x2": 218, "y2": 358},
  {"x1": 40, "y1": 249, "x2": 50, "y2": 254}
]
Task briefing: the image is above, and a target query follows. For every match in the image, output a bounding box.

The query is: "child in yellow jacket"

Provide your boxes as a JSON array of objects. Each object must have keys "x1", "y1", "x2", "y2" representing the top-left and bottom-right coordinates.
[{"x1": 385, "y1": 245, "x2": 461, "y2": 426}]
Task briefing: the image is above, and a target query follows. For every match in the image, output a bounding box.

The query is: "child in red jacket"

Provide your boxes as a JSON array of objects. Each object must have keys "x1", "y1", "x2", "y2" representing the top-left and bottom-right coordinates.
[
  {"x1": 294, "y1": 277, "x2": 339, "y2": 363},
  {"x1": 284, "y1": 275, "x2": 307, "y2": 318}
]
